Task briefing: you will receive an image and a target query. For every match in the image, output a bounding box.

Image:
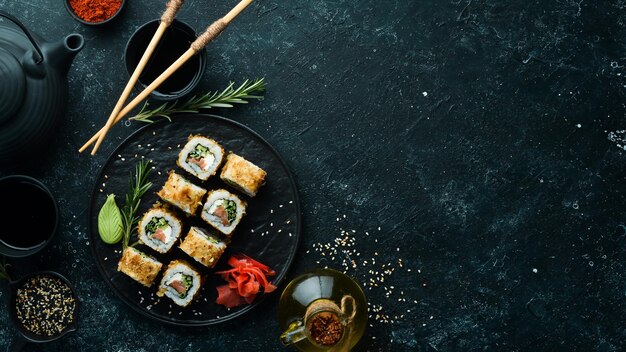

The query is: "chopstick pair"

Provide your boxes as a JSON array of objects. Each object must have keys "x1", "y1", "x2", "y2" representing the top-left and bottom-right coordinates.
[{"x1": 81, "y1": 0, "x2": 254, "y2": 155}]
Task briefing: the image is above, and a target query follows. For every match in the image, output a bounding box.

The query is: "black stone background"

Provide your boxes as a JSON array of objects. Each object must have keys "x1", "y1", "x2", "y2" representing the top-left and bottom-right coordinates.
[{"x1": 0, "y1": 0, "x2": 624, "y2": 351}]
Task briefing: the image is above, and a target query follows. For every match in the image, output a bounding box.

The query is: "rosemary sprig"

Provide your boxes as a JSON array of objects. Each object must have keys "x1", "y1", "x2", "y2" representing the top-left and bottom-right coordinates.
[
  {"x1": 0, "y1": 257, "x2": 10, "y2": 281},
  {"x1": 121, "y1": 160, "x2": 153, "y2": 248},
  {"x1": 129, "y1": 78, "x2": 267, "y2": 123}
]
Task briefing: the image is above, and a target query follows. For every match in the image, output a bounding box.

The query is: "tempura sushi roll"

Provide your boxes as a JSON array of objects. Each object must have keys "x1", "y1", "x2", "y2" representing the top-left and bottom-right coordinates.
[
  {"x1": 220, "y1": 154, "x2": 267, "y2": 197},
  {"x1": 177, "y1": 135, "x2": 225, "y2": 181},
  {"x1": 201, "y1": 189, "x2": 246, "y2": 236},
  {"x1": 157, "y1": 171, "x2": 207, "y2": 215},
  {"x1": 179, "y1": 227, "x2": 227, "y2": 268},
  {"x1": 157, "y1": 260, "x2": 202, "y2": 307},
  {"x1": 138, "y1": 206, "x2": 183, "y2": 253},
  {"x1": 117, "y1": 247, "x2": 163, "y2": 287}
]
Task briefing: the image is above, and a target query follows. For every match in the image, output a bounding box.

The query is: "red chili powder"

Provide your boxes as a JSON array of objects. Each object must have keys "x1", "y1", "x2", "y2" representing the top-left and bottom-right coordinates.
[{"x1": 69, "y1": 0, "x2": 122, "y2": 23}]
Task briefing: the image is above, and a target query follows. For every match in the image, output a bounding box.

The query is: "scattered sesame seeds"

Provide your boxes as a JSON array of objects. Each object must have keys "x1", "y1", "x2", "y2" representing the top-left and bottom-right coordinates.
[{"x1": 310, "y1": 219, "x2": 419, "y2": 326}]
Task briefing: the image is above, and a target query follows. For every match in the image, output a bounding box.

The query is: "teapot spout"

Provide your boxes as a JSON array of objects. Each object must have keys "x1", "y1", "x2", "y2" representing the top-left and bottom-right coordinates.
[{"x1": 43, "y1": 34, "x2": 84, "y2": 75}]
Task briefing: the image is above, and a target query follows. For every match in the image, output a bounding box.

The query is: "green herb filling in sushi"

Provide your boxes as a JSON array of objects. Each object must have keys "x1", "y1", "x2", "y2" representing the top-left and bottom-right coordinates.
[
  {"x1": 145, "y1": 217, "x2": 171, "y2": 243},
  {"x1": 208, "y1": 199, "x2": 237, "y2": 226},
  {"x1": 186, "y1": 144, "x2": 215, "y2": 171}
]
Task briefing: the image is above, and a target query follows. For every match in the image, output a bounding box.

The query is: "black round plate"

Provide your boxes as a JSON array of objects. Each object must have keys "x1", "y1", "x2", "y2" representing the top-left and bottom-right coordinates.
[{"x1": 88, "y1": 114, "x2": 301, "y2": 326}]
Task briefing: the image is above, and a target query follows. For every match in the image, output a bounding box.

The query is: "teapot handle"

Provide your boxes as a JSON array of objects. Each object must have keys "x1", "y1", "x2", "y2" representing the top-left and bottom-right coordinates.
[
  {"x1": 280, "y1": 320, "x2": 307, "y2": 346},
  {"x1": 0, "y1": 11, "x2": 44, "y2": 64}
]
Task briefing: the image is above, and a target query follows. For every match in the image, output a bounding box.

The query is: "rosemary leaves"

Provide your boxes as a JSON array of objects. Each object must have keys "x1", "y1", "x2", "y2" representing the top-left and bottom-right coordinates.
[{"x1": 129, "y1": 78, "x2": 266, "y2": 123}]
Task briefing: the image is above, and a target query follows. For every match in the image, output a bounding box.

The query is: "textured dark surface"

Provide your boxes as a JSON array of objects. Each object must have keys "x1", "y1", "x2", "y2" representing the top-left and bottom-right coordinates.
[
  {"x1": 89, "y1": 114, "x2": 300, "y2": 326},
  {"x1": 0, "y1": 0, "x2": 624, "y2": 351}
]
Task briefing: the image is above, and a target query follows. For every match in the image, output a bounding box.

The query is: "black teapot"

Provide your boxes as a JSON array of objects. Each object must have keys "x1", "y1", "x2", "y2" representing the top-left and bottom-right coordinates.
[{"x1": 0, "y1": 11, "x2": 84, "y2": 164}]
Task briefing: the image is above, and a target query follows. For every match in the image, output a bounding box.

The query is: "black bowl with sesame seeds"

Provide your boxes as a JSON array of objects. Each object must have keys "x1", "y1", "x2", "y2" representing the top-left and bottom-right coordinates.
[{"x1": 8, "y1": 271, "x2": 78, "y2": 346}]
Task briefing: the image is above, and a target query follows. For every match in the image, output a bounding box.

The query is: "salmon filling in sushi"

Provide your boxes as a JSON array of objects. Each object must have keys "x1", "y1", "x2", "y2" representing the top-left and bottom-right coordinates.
[
  {"x1": 201, "y1": 189, "x2": 246, "y2": 237},
  {"x1": 177, "y1": 135, "x2": 224, "y2": 181},
  {"x1": 138, "y1": 207, "x2": 182, "y2": 253},
  {"x1": 157, "y1": 260, "x2": 202, "y2": 307}
]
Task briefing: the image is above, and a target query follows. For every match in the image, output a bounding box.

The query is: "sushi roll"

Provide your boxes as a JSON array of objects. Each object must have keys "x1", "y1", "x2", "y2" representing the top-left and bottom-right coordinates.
[
  {"x1": 177, "y1": 135, "x2": 225, "y2": 181},
  {"x1": 117, "y1": 247, "x2": 163, "y2": 287},
  {"x1": 138, "y1": 206, "x2": 183, "y2": 253},
  {"x1": 220, "y1": 154, "x2": 267, "y2": 197},
  {"x1": 157, "y1": 260, "x2": 202, "y2": 307},
  {"x1": 157, "y1": 171, "x2": 207, "y2": 215},
  {"x1": 179, "y1": 226, "x2": 227, "y2": 268},
  {"x1": 201, "y1": 189, "x2": 246, "y2": 237}
]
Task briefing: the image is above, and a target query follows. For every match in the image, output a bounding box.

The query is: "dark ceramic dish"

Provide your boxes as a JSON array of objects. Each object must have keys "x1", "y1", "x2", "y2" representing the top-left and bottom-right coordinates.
[
  {"x1": 7, "y1": 271, "x2": 79, "y2": 352},
  {"x1": 0, "y1": 175, "x2": 58, "y2": 258},
  {"x1": 88, "y1": 114, "x2": 301, "y2": 326},
  {"x1": 124, "y1": 19, "x2": 207, "y2": 101},
  {"x1": 63, "y1": 0, "x2": 126, "y2": 26}
]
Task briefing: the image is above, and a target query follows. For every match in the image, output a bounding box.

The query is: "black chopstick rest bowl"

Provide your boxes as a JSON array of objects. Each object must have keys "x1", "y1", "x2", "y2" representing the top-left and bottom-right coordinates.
[
  {"x1": 7, "y1": 271, "x2": 79, "y2": 351},
  {"x1": 0, "y1": 175, "x2": 58, "y2": 258},
  {"x1": 125, "y1": 19, "x2": 207, "y2": 101}
]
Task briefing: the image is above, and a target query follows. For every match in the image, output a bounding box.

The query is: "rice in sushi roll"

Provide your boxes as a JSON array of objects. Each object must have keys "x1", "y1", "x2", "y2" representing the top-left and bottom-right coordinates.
[
  {"x1": 177, "y1": 135, "x2": 224, "y2": 181},
  {"x1": 117, "y1": 247, "x2": 163, "y2": 287},
  {"x1": 138, "y1": 206, "x2": 183, "y2": 253},
  {"x1": 201, "y1": 189, "x2": 246, "y2": 237},
  {"x1": 157, "y1": 260, "x2": 202, "y2": 307},
  {"x1": 179, "y1": 226, "x2": 227, "y2": 268},
  {"x1": 157, "y1": 171, "x2": 207, "y2": 215},
  {"x1": 220, "y1": 154, "x2": 267, "y2": 197}
]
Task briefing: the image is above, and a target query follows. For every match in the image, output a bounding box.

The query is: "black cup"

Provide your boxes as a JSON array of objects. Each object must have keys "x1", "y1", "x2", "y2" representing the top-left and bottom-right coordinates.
[
  {"x1": 125, "y1": 19, "x2": 207, "y2": 101},
  {"x1": 0, "y1": 175, "x2": 58, "y2": 257}
]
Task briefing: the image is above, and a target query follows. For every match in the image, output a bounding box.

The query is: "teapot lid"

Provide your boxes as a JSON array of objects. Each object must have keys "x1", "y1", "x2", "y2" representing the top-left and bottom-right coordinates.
[{"x1": 0, "y1": 48, "x2": 26, "y2": 125}]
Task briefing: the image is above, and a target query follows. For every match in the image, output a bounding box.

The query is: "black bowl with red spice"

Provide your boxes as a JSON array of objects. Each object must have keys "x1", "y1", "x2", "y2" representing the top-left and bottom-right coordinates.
[{"x1": 64, "y1": 0, "x2": 126, "y2": 26}]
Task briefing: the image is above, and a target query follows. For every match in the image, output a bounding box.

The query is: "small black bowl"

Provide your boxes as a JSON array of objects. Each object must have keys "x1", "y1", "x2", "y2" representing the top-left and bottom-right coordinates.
[
  {"x1": 7, "y1": 271, "x2": 79, "y2": 351},
  {"x1": 64, "y1": 0, "x2": 126, "y2": 26},
  {"x1": 125, "y1": 19, "x2": 207, "y2": 101},
  {"x1": 0, "y1": 175, "x2": 58, "y2": 258}
]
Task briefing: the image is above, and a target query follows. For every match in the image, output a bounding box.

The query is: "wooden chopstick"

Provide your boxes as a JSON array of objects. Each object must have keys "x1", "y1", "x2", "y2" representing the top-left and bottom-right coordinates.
[
  {"x1": 81, "y1": 0, "x2": 254, "y2": 155},
  {"x1": 85, "y1": 0, "x2": 185, "y2": 155}
]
